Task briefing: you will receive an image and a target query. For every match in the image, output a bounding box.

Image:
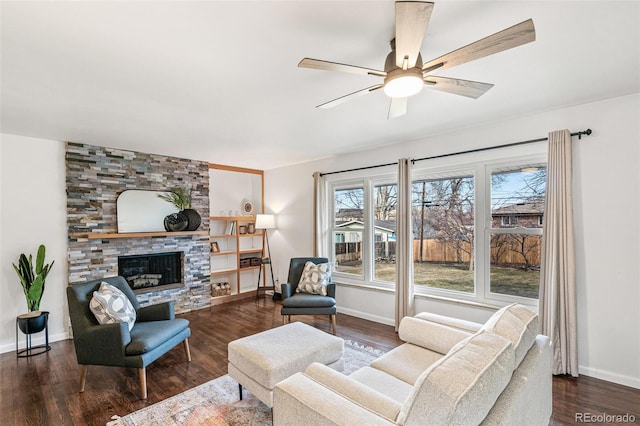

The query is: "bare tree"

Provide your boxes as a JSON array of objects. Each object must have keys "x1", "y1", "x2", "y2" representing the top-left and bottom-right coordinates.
[
  {"x1": 504, "y1": 234, "x2": 541, "y2": 271},
  {"x1": 374, "y1": 184, "x2": 397, "y2": 220},
  {"x1": 424, "y1": 177, "x2": 475, "y2": 270}
]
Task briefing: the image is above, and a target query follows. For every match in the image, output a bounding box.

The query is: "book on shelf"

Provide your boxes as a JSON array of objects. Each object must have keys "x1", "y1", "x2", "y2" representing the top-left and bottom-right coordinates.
[{"x1": 225, "y1": 220, "x2": 236, "y2": 235}]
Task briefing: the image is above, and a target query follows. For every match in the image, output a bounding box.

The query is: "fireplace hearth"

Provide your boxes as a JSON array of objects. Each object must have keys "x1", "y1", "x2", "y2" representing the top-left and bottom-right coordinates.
[{"x1": 118, "y1": 252, "x2": 184, "y2": 294}]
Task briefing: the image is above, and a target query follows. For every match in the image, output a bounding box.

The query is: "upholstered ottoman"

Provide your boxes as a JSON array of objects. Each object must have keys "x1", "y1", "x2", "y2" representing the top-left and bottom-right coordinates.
[{"x1": 228, "y1": 322, "x2": 344, "y2": 407}]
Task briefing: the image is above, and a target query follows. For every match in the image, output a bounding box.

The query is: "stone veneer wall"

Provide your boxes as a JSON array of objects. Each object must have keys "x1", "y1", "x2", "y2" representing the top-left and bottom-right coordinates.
[{"x1": 66, "y1": 142, "x2": 211, "y2": 313}]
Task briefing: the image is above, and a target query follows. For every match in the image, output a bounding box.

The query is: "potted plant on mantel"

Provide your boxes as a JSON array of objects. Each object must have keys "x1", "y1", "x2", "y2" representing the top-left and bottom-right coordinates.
[
  {"x1": 12, "y1": 244, "x2": 54, "y2": 334},
  {"x1": 158, "y1": 186, "x2": 201, "y2": 231}
]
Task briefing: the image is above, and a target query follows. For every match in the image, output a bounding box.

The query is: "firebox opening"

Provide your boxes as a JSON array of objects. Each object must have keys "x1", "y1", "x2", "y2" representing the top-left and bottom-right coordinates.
[{"x1": 118, "y1": 251, "x2": 184, "y2": 294}]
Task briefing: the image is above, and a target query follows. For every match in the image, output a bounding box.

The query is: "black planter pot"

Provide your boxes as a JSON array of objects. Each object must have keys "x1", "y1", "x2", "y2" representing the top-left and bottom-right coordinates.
[
  {"x1": 181, "y1": 208, "x2": 201, "y2": 231},
  {"x1": 17, "y1": 311, "x2": 49, "y2": 334}
]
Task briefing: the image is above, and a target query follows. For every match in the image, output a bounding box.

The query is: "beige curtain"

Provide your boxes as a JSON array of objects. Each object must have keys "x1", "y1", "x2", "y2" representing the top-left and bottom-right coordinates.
[
  {"x1": 539, "y1": 129, "x2": 578, "y2": 376},
  {"x1": 313, "y1": 171, "x2": 328, "y2": 257},
  {"x1": 395, "y1": 158, "x2": 414, "y2": 331}
]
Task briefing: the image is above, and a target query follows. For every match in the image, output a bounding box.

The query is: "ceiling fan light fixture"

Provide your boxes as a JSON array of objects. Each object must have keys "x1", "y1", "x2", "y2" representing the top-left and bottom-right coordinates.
[{"x1": 383, "y1": 69, "x2": 424, "y2": 98}]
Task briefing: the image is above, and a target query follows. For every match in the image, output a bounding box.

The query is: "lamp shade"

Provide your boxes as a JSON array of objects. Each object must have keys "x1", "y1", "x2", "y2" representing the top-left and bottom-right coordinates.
[{"x1": 255, "y1": 214, "x2": 275, "y2": 230}]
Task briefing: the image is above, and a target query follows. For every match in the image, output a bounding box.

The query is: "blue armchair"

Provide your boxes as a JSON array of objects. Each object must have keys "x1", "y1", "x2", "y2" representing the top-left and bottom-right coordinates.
[
  {"x1": 281, "y1": 257, "x2": 337, "y2": 334},
  {"x1": 66, "y1": 276, "x2": 191, "y2": 399}
]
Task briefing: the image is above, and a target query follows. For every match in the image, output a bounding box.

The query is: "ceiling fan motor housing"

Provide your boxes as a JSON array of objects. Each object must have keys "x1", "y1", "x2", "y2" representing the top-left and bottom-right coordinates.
[{"x1": 383, "y1": 50, "x2": 425, "y2": 98}]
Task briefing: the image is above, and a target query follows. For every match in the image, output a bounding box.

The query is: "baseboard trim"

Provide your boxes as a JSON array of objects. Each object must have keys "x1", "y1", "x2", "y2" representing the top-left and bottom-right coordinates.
[
  {"x1": 1, "y1": 332, "x2": 69, "y2": 355},
  {"x1": 338, "y1": 307, "x2": 394, "y2": 327},
  {"x1": 579, "y1": 365, "x2": 640, "y2": 389}
]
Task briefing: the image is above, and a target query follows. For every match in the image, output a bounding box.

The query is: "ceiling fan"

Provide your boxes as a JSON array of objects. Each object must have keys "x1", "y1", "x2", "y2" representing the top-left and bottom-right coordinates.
[{"x1": 298, "y1": 1, "x2": 535, "y2": 118}]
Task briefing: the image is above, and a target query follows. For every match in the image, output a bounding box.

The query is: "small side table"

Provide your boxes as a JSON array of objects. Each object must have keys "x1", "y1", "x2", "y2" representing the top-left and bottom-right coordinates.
[{"x1": 16, "y1": 311, "x2": 51, "y2": 358}]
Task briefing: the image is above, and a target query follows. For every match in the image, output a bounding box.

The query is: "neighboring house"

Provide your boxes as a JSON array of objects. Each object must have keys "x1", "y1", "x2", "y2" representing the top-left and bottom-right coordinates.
[
  {"x1": 335, "y1": 219, "x2": 396, "y2": 242},
  {"x1": 491, "y1": 201, "x2": 544, "y2": 228}
]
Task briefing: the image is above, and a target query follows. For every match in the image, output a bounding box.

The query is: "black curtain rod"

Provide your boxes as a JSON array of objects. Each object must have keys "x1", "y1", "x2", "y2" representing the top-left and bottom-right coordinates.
[{"x1": 320, "y1": 129, "x2": 592, "y2": 176}]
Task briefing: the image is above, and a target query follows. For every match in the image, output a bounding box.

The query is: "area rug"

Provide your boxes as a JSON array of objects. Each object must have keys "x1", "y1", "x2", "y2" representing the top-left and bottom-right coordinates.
[{"x1": 107, "y1": 340, "x2": 384, "y2": 426}]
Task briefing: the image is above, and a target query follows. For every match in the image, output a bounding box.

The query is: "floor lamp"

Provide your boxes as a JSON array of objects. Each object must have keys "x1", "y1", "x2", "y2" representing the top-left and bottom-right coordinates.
[{"x1": 255, "y1": 214, "x2": 277, "y2": 300}]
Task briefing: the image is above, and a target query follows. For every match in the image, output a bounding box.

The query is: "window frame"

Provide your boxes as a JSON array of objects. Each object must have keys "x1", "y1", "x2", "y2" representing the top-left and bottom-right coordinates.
[
  {"x1": 411, "y1": 166, "x2": 478, "y2": 300},
  {"x1": 328, "y1": 172, "x2": 397, "y2": 290},
  {"x1": 324, "y1": 150, "x2": 546, "y2": 308},
  {"x1": 481, "y1": 157, "x2": 547, "y2": 306}
]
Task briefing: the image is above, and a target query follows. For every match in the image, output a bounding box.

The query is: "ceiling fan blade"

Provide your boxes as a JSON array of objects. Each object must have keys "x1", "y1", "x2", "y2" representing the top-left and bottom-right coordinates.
[
  {"x1": 425, "y1": 76, "x2": 494, "y2": 98},
  {"x1": 299, "y1": 58, "x2": 386, "y2": 77},
  {"x1": 422, "y1": 19, "x2": 535, "y2": 72},
  {"x1": 317, "y1": 84, "x2": 384, "y2": 109},
  {"x1": 395, "y1": 1, "x2": 434, "y2": 68},
  {"x1": 388, "y1": 96, "x2": 408, "y2": 119}
]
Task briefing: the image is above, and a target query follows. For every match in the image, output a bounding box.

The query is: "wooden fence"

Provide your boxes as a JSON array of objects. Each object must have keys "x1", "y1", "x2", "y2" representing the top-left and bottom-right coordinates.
[{"x1": 335, "y1": 236, "x2": 541, "y2": 267}]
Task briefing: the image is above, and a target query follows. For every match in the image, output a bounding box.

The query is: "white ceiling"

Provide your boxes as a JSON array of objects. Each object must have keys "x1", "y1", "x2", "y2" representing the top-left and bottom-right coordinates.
[{"x1": 2, "y1": 1, "x2": 638, "y2": 170}]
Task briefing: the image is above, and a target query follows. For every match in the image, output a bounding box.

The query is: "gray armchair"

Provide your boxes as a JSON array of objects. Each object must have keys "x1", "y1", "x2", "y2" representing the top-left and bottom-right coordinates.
[
  {"x1": 66, "y1": 276, "x2": 191, "y2": 399},
  {"x1": 281, "y1": 257, "x2": 337, "y2": 334}
]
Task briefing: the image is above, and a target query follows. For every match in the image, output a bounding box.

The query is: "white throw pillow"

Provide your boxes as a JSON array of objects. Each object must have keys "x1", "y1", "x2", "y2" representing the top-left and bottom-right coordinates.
[
  {"x1": 296, "y1": 261, "x2": 331, "y2": 296},
  {"x1": 89, "y1": 282, "x2": 136, "y2": 331}
]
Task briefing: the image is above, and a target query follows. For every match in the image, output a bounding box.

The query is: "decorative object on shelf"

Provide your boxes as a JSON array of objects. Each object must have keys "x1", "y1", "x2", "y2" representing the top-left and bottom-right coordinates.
[
  {"x1": 238, "y1": 225, "x2": 247, "y2": 235},
  {"x1": 241, "y1": 199, "x2": 254, "y2": 215},
  {"x1": 255, "y1": 214, "x2": 277, "y2": 300},
  {"x1": 157, "y1": 185, "x2": 202, "y2": 231},
  {"x1": 163, "y1": 212, "x2": 189, "y2": 232},
  {"x1": 211, "y1": 242, "x2": 220, "y2": 253},
  {"x1": 212, "y1": 282, "x2": 231, "y2": 297},
  {"x1": 12, "y1": 244, "x2": 54, "y2": 357},
  {"x1": 247, "y1": 223, "x2": 256, "y2": 234},
  {"x1": 181, "y1": 208, "x2": 201, "y2": 231},
  {"x1": 225, "y1": 221, "x2": 236, "y2": 235}
]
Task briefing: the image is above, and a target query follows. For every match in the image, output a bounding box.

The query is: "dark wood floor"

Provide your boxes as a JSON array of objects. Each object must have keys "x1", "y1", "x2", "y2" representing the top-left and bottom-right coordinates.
[{"x1": 1, "y1": 297, "x2": 638, "y2": 425}]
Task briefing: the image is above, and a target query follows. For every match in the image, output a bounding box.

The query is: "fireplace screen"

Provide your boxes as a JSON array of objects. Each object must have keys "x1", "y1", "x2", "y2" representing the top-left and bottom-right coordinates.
[{"x1": 118, "y1": 252, "x2": 184, "y2": 293}]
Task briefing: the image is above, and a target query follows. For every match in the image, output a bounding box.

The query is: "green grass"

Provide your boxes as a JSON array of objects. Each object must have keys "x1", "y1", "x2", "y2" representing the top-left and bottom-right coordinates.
[{"x1": 338, "y1": 262, "x2": 539, "y2": 299}]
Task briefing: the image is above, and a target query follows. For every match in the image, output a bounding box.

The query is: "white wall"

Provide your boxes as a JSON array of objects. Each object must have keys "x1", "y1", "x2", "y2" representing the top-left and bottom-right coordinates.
[
  {"x1": 265, "y1": 93, "x2": 640, "y2": 388},
  {"x1": 0, "y1": 134, "x2": 68, "y2": 353}
]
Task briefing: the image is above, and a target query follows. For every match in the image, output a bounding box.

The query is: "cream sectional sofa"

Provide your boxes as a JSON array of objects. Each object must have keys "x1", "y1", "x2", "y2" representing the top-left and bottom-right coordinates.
[{"x1": 273, "y1": 304, "x2": 552, "y2": 425}]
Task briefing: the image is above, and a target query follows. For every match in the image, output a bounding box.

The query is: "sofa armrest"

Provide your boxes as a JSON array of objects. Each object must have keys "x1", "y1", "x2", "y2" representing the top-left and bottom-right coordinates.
[
  {"x1": 399, "y1": 316, "x2": 473, "y2": 354},
  {"x1": 274, "y1": 369, "x2": 397, "y2": 426},
  {"x1": 136, "y1": 301, "x2": 175, "y2": 321},
  {"x1": 304, "y1": 363, "x2": 401, "y2": 421},
  {"x1": 74, "y1": 322, "x2": 131, "y2": 366}
]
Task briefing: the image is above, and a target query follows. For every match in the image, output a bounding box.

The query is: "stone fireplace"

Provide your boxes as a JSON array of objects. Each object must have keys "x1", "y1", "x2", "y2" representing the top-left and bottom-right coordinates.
[{"x1": 65, "y1": 142, "x2": 211, "y2": 313}]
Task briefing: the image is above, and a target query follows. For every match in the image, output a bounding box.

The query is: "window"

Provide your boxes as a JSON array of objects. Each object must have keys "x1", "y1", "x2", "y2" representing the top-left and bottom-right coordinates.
[
  {"x1": 412, "y1": 175, "x2": 475, "y2": 293},
  {"x1": 489, "y1": 166, "x2": 546, "y2": 300},
  {"x1": 325, "y1": 153, "x2": 545, "y2": 306},
  {"x1": 373, "y1": 183, "x2": 397, "y2": 281},
  {"x1": 333, "y1": 186, "x2": 364, "y2": 277},
  {"x1": 330, "y1": 177, "x2": 397, "y2": 286},
  {"x1": 501, "y1": 216, "x2": 518, "y2": 226}
]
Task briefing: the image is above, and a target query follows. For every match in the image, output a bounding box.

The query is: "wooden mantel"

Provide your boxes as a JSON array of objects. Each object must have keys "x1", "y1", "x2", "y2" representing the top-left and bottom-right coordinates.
[{"x1": 85, "y1": 230, "x2": 208, "y2": 239}]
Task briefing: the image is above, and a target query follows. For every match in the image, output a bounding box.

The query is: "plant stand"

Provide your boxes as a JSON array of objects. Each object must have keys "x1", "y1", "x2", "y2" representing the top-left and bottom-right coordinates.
[{"x1": 16, "y1": 311, "x2": 51, "y2": 358}]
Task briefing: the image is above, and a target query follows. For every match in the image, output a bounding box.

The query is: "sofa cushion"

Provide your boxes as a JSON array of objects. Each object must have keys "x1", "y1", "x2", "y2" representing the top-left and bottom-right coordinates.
[
  {"x1": 89, "y1": 282, "x2": 136, "y2": 331},
  {"x1": 398, "y1": 316, "x2": 473, "y2": 355},
  {"x1": 370, "y1": 343, "x2": 443, "y2": 385},
  {"x1": 397, "y1": 331, "x2": 515, "y2": 426},
  {"x1": 481, "y1": 303, "x2": 539, "y2": 368},
  {"x1": 282, "y1": 293, "x2": 336, "y2": 308},
  {"x1": 349, "y1": 366, "x2": 414, "y2": 404},
  {"x1": 126, "y1": 318, "x2": 190, "y2": 355},
  {"x1": 296, "y1": 261, "x2": 331, "y2": 295}
]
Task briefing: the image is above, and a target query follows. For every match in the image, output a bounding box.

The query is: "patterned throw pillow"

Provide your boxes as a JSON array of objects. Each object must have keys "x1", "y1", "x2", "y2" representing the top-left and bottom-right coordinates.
[
  {"x1": 296, "y1": 261, "x2": 331, "y2": 296},
  {"x1": 89, "y1": 282, "x2": 137, "y2": 331}
]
